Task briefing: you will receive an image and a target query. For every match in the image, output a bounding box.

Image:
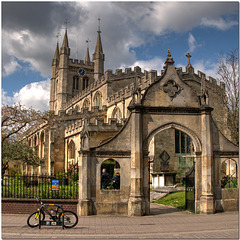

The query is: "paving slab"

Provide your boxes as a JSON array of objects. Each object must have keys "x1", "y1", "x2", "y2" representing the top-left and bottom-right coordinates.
[{"x1": 1, "y1": 204, "x2": 239, "y2": 239}]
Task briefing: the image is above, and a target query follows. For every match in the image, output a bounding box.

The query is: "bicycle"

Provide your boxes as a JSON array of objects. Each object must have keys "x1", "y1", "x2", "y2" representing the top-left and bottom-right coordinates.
[{"x1": 27, "y1": 197, "x2": 78, "y2": 229}]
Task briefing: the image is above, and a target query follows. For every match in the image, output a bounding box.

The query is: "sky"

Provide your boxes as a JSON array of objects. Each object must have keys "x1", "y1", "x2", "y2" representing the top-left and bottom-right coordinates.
[{"x1": 1, "y1": 1, "x2": 239, "y2": 111}]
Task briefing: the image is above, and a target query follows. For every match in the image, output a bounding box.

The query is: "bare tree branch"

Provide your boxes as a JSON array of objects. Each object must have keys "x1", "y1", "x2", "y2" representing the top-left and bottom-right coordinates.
[{"x1": 216, "y1": 49, "x2": 239, "y2": 145}]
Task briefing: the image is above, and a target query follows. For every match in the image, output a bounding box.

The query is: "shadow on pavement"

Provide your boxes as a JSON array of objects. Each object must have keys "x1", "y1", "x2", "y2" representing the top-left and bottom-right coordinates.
[{"x1": 150, "y1": 203, "x2": 184, "y2": 215}]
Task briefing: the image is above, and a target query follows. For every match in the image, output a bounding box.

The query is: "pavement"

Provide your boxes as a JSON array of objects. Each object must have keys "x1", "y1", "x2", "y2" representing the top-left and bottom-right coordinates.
[{"x1": 1, "y1": 203, "x2": 239, "y2": 240}]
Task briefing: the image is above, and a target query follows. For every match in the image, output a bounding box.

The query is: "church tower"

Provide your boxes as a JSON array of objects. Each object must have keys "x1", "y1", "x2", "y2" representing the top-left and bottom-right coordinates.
[
  {"x1": 49, "y1": 19, "x2": 104, "y2": 114},
  {"x1": 93, "y1": 18, "x2": 105, "y2": 81},
  {"x1": 57, "y1": 29, "x2": 70, "y2": 111},
  {"x1": 49, "y1": 42, "x2": 59, "y2": 112}
]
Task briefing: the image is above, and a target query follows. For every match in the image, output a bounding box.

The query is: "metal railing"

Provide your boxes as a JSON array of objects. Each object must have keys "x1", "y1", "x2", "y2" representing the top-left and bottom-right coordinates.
[{"x1": 2, "y1": 173, "x2": 79, "y2": 199}]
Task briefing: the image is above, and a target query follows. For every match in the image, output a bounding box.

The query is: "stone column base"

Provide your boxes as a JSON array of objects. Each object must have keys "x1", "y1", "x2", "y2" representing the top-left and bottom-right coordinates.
[
  {"x1": 128, "y1": 196, "x2": 145, "y2": 216},
  {"x1": 200, "y1": 194, "x2": 215, "y2": 214},
  {"x1": 144, "y1": 199, "x2": 150, "y2": 215},
  {"x1": 77, "y1": 199, "x2": 93, "y2": 216}
]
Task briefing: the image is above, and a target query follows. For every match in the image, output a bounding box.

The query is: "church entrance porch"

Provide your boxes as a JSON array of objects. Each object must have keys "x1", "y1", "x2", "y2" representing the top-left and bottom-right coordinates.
[{"x1": 75, "y1": 50, "x2": 238, "y2": 217}]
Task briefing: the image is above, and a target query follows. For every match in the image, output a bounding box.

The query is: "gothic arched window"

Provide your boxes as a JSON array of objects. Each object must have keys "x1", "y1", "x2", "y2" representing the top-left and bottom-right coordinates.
[
  {"x1": 101, "y1": 159, "x2": 120, "y2": 190},
  {"x1": 112, "y1": 107, "x2": 122, "y2": 121},
  {"x1": 68, "y1": 141, "x2": 76, "y2": 164},
  {"x1": 175, "y1": 130, "x2": 194, "y2": 154},
  {"x1": 94, "y1": 91, "x2": 102, "y2": 109},
  {"x1": 82, "y1": 77, "x2": 89, "y2": 90},
  {"x1": 82, "y1": 98, "x2": 90, "y2": 110},
  {"x1": 221, "y1": 159, "x2": 238, "y2": 188},
  {"x1": 75, "y1": 105, "x2": 80, "y2": 112},
  {"x1": 73, "y1": 76, "x2": 79, "y2": 90},
  {"x1": 40, "y1": 132, "x2": 44, "y2": 159}
]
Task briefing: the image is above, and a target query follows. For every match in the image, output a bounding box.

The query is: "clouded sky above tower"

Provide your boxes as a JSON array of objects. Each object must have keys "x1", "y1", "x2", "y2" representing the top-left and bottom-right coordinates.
[{"x1": 2, "y1": 1, "x2": 239, "y2": 111}]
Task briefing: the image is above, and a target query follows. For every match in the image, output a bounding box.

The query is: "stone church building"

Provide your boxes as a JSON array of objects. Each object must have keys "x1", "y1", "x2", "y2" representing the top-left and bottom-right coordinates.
[{"x1": 26, "y1": 24, "x2": 238, "y2": 216}]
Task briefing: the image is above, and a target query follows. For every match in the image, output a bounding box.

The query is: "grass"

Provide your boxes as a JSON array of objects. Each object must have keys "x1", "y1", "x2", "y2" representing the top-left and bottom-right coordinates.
[{"x1": 154, "y1": 191, "x2": 186, "y2": 210}]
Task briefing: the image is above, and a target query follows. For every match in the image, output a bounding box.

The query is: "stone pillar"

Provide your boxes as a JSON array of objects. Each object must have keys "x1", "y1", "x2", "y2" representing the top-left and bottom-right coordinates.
[
  {"x1": 77, "y1": 150, "x2": 93, "y2": 216},
  {"x1": 48, "y1": 128, "x2": 55, "y2": 175},
  {"x1": 128, "y1": 106, "x2": 145, "y2": 216},
  {"x1": 200, "y1": 107, "x2": 215, "y2": 214},
  {"x1": 77, "y1": 150, "x2": 92, "y2": 216},
  {"x1": 143, "y1": 152, "x2": 150, "y2": 215}
]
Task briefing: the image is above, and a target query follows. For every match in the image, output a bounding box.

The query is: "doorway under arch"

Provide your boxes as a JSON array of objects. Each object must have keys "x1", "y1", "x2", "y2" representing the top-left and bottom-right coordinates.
[{"x1": 146, "y1": 124, "x2": 199, "y2": 213}]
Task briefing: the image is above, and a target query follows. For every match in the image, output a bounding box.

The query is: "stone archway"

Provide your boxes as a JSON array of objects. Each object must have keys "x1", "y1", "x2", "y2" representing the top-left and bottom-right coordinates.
[
  {"x1": 143, "y1": 122, "x2": 202, "y2": 154},
  {"x1": 143, "y1": 122, "x2": 202, "y2": 214}
]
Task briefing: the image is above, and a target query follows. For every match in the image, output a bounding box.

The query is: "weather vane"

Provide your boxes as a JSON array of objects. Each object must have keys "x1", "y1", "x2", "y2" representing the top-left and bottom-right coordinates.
[{"x1": 64, "y1": 19, "x2": 70, "y2": 30}]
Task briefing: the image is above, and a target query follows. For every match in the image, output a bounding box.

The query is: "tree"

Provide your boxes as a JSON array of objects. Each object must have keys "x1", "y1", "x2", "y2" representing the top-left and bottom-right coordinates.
[
  {"x1": 216, "y1": 49, "x2": 239, "y2": 145},
  {"x1": 1, "y1": 103, "x2": 57, "y2": 174},
  {"x1": 1, "y1": 103, "x2": 44, "y2": 144},
  {"x1": 2, "y1": 140, "x2": 44, "y2": 175}
]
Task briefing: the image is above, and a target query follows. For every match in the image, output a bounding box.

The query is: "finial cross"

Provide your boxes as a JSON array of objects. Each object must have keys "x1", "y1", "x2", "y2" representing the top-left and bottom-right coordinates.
[
  {"x1": 56, "y1": 33, "x2": 60, "y2": 43},
  {"x1": 186, "y1": 52, "x2": 192, "y2": 65},
  {"x1": 98, "y1": 16, "x2": 101, "y2": 32},
  {"x1": 64, "y1": 19, "x2": 70, "y2": 30},
  {"x1": 86, "y1": 38, "x2": 91, "y2": 48}
]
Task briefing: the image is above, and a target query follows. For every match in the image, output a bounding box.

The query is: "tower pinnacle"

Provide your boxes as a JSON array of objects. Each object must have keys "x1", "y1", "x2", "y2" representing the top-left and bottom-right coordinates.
[
  {"x1": 53, "y1": 42, "x2": 60, "y2": 61},
  {"x1": 62, "y1": 29, "x2": 69, "y2": 49},
  {"x1": 85, "y1": 39, "x2": 91, "y2": 64},
  {"x1": 93, "y1": 17, "x2": 104, "y2": 80}
]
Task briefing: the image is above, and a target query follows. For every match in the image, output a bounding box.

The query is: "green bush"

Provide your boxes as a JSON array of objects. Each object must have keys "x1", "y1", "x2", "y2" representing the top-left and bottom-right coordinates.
[
  {"x1": 70, "y1": 172, "x2": 79, "y2": 182},
  {"x1": 55, "y1": 172, "x2": 67, "y2": 179},
  {"x1": 224, "y1": 178, "x2": 238, "y2": 188}
]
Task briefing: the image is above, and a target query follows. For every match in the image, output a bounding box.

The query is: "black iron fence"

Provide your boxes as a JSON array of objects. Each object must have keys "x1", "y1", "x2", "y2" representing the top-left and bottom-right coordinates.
[{"x1": 2, "y1": 173, "x2": 79, "y2": 199}]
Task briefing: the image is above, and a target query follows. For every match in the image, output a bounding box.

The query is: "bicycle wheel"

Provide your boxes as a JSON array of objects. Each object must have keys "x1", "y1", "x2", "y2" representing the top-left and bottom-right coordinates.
[
  {"x1": 60, "y1": 211, "x2": 78, "y2": 228},
  {"x1": 27, "y1": 211, "x2": 45, "y2": 228}
]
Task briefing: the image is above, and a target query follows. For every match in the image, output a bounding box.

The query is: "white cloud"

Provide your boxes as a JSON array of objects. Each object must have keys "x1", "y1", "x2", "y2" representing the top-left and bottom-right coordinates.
[
  {"x1": 134, "y1": 2, "x2": 238, "y2": 35},
  {"x1": 192, "y1": 60, "x2": 218, "y2": 79},
  {"x1": 13, "y1": 79, "x2": 50, "y2": 111},
  {"x1": 122, "y1": 57, "x2": 165, "y2": 75},
  {"x1": 1, "y1": 90, "x2": 15, "y2": 106},
  {"x1": 2, "y1": 29, "x2": 53, "y2": 77},
  {"x1": 188, "y1": 33, "x2": 202, "y2": 53},
  {"x1": 2, "y1": 56, "x2": 22, "y2": 77},
  {"x1": 200, "y1": 17, "x2": 238, "y2": 30}
]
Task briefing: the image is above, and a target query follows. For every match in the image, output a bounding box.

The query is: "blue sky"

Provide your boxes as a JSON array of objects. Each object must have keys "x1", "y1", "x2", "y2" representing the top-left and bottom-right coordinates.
[{"x1": 1, "y1": 1, "x2": 239, "y2": 111}]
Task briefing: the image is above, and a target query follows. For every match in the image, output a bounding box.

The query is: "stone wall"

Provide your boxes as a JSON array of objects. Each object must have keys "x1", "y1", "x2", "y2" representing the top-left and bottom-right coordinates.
[
  {"x1": 2, "y1": 198, "x2": 78, "y2": 214},
  {"x1": 93, "y1": 156, "x2": 131, "y2": 215},
  {"x1": 215, "y1": 188, "x2": 239, "y2": 212},
  {"x1": 153, "y1": 129, "x2": 176, "y2": 172}
]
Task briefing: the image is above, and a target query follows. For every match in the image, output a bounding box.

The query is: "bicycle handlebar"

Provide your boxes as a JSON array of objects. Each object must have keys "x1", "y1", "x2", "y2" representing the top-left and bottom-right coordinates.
[
  {"x1": 35, "y1": 197, "x2": 62, "y2": 208},
  {"x1": 36, "y1": 197, "x2": 43, "y2": 205}
]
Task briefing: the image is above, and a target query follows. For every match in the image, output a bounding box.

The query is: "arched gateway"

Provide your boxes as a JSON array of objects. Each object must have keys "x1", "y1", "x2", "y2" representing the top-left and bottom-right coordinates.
[{"x1": 77, "y1": 50, "x2": 238, "y2": 216}]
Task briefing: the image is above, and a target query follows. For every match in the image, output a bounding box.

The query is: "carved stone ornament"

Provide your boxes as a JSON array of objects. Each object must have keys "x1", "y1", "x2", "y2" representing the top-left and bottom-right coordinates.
[
  {"x1": 160, "y1": 150, "x2": 170, "y2": 172},
  {"x1": 163, "y1": 80, "x2": 182, "y2": 99}
]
